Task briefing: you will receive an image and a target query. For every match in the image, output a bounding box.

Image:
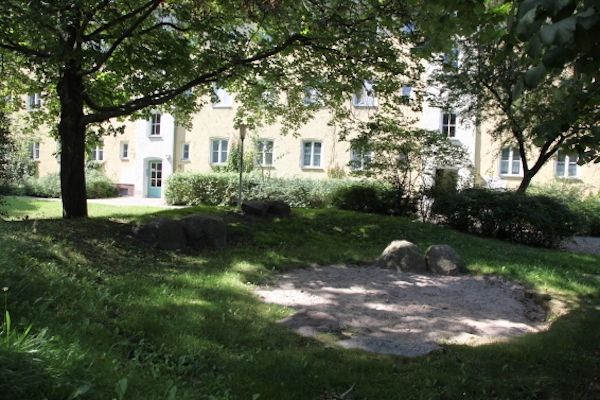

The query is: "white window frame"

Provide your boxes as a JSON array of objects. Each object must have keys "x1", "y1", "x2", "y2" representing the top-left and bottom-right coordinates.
[
  {"x1": 149, "y1": 113, "x2": 162, "y2": 136},
  {"x1": 212, "y1": 87, "x2": 232, "y2": 108},
  {"x1": 210, "y1": 138, "x2": 229, "y2": 165},
  {"x1": 350, "y1": 147, "x2": 373, "y2": 171},
  {"x1": 499, "y1": 146, "x2": 522, "y2": 176},
  {"x1": 301, "y1": 140, "x2": 323, "y2": 169},
  {"x1": 182, "y1": 143, "x2": 190, "y2": 161},
  {"x1": 91, "y1": 144, "x2": 104, "y2": 161},
  {"x1": 120, "y1": 141, "x2": 129, "y2": 160},
  {"x1": 556, "y1": 150, "x2": 579, "y2": 178},
  {"x1": 29, "y1": 142, "x2": 40, "y2": 160},
  {"x1": 441, "y1": 112, "x2": 457, "y2": 138},
  {"x1": 352, "y1": 80, "x2": 378, "y2": 108},
  {"x1": 256, "y1": 139, "x2": 274, "y2": 167},
  {"x1": 28, "y1": 93, "x2": 41, "y2": 110}
]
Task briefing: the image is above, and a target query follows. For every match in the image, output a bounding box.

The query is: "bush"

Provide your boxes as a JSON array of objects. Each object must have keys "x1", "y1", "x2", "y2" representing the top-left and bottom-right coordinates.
[
  {"x1": 329, "y1": 182, "x2": 411, "y2": 215},
  {"x1": 24, "y1": 170, "x2": 118, "y2": 199},
  {"x1": 432, "y1": 188, "x2": 577, "y2": 247},
  {"x1": 530, "y1": 182, "x2": 600, "y2": 237}
]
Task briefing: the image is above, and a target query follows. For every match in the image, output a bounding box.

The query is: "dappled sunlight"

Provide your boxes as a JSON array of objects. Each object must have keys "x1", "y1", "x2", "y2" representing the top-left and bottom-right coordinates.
[{"x1": 256, "y1": 264, "x2": 549, "y2": 356}]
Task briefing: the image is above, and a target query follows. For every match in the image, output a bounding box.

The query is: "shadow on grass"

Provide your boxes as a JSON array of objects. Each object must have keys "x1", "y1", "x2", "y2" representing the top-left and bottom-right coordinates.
[{"x1": 0, "y1": 209, "x2": 599, "y2": 399}]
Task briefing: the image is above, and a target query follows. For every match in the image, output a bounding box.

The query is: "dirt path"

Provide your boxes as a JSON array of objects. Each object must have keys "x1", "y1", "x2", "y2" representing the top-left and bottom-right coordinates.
[{"x1": 255, "y1": 264, "x2": 548, "y2": 357}]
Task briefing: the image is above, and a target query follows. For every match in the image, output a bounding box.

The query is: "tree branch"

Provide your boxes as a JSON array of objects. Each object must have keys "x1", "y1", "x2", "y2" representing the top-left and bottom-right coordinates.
[
  {"x1": 83, "y1": 0, "x2": 161, "y2": 40},
  {"x1": 82, "y1": 33, "x2": 308, "y2": 124},
  {"x1": 0, "y1": 42, "x2": 50, "y2": 58},
  {"x1": 81, "y1": 0, "x2": 163, "y2": 76}
]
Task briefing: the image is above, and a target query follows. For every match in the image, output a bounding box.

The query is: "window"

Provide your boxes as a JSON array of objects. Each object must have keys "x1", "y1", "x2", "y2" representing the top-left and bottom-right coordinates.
[
  {"x1": 28, "y1": 93, "x2": 41, "y2": 110},
  {"x1": 556, "y1": 151, "x2": 578, "y2": 178},
  {"x1": 28, "y1": 142, "x2": 40, "y2": 160},
  {"x1": 212, "y1": 87, "x2": 232, "y2": 108},
  {"x1": 210, "y1": 138, "x2": 229, "y2": 164},
  {"x1": 182, "y1": 143, "x2": 190, "y2": 160},
  {"x1": 350, "y1": 147, "x2": 373, "y2": 171},
  {"x1": 150, "y1": 113, "x2": 161, "y2": 136},
  {"x1": 120, "y1": 142, "x2": 129, "y2": 159},
  {"x1": 302, "y1": 140, "x2": 322, "y2": 168},
  {"x1": 352, "y1": 80, "x2": 377, "y2": 108},
  {"x1": 443, "y1": 47, "x2": 459, "y2": 67},
  {"x1": 91, "y1": 144, "x2": 104, "y2": 161},
  {"x1": 441, "y1": 112, "x2": 457, "y2": 137},
  {"x1": 303, "y1": 88, "x2": 320, "y2": 105},
  {"x1": 401, "y1": 85, "x2": 412, "y2": 98},
  {"x1": 500, "y1": 147, "x2": 521, "y2": 176},
  {"x1": 256, "y1": 139, "x2": 274, "y2": 166}
]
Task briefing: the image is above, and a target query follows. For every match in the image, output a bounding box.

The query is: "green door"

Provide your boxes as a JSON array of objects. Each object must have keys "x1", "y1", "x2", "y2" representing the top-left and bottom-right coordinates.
[{"x1": 147, "y1": 160, "x2": 162, "y2": 198}]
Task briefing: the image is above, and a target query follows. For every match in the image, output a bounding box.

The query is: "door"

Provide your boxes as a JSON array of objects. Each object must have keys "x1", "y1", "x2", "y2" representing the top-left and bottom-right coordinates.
[{"x1": 147, "y1": 160, "x2": 162, "y2": 198}]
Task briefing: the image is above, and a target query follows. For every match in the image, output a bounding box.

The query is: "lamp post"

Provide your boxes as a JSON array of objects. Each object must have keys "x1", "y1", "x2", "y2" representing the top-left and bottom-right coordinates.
[{"x1": 238, "y1": 124, "x2": 247, "y2": 209}]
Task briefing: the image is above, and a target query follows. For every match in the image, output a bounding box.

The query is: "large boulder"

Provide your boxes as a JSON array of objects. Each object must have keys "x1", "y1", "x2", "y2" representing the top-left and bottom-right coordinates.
[
  {"x1": 242, "y1": 200, "x2": 292, "y2": 217},
  {"x1": 241, "y1": 200, "x2": 270, "y2": 216},
  {"x1": 267, "y1": 200, "x2": 291, "y2": 217},
  {"x1": 375, "y1": 240, "x2": 426, "y2": 273},
  {"x1": 133, "y1": 218, "x2": 187, "y2": 251},
  {"x1": 180, "y1": 214, "x2": 227, "y2": 250},
  {"x1": 425, "y1": 244, "x2": 465, "y2": 275}
]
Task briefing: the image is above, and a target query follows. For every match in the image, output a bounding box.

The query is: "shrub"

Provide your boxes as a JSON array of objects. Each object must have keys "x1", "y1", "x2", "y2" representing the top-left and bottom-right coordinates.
[
  {"x1": 24, "y1": 170, "x2": 118, "y2": 199},
  {"x1": 166, "y1": 172, "x2": 363, "y2": 208},
  {"x1": 432, "y1": 188, "x2": 577, "y2": 247},
  {"x1": 329, "y1": 182, "x2": 409, "y2": 214},
  {"x1": 530, "y1": 182, "x2": 600, "y2": 237}
]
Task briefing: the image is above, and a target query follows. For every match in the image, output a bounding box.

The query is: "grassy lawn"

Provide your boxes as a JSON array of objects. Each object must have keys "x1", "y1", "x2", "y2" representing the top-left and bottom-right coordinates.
[{"x1": 1, "y1": 196, "x2": 599, "y2": 400}]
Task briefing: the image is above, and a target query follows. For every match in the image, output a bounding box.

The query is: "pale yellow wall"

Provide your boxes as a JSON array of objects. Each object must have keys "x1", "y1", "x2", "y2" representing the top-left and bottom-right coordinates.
[
  {"x1": 478, "y1": 123, "x2": 600, "y2": 193},
  {"x1": 173, "y1": 99, "x2": 372, "y2": 179}
]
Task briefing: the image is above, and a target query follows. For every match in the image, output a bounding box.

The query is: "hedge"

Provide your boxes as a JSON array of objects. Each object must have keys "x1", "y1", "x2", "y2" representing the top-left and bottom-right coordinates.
[
  {"x1": 165, "y1": 172, "x2": 410, "y2": 215},
  {"x1": 432, "y1": 188, "x2": 577, "y2": 248},
  {"x1": 24, "y1": 169, "x2": 119, "y2": 199}
]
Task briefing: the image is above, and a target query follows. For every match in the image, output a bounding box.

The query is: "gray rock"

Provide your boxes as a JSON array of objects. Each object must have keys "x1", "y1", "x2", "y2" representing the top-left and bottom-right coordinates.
[
  {"x1": 267, "y1": 200, "x2": 291, "y2": 217},
  {"x1": 279, "y1": 310, "x2": 342, "y2": 336},
  {"x1": 241, "y1": 200, "x2": 270, "y2": 216},
  {"x1": 375, "y1": 240, "x2": 426, "y2": 273},
  {"x1": 180, "y1": 214, "x2": 227, "y2": 250},
  {"x1": 425, "y1": 244, "x2": 465, "y2": 275},
  {"x1": 133, "y1": 218, "x2": 187, "y2": 251}
]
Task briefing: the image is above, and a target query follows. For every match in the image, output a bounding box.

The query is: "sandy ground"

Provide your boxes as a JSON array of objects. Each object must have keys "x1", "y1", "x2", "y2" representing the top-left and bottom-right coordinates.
[{"x1": 255, "y1": 264, "x2": 548, "y2": 357}]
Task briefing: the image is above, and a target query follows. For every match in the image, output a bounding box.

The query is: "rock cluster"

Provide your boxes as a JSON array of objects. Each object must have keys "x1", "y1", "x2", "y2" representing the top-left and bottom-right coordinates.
[
  {"x1": 241, "y1": 200, "x2": 291, "y2": 217},
  {"x1": 133, "y1": 214, "x2": 226, "y2": 251},
  {"x1": 376, "y1": 241, "x2": 465, "y2": 275}
]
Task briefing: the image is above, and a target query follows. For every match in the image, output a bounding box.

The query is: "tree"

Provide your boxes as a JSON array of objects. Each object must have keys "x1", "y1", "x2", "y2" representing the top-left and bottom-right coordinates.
[
  {"x1": 347, "y1": 111, "x2": 469, "y2": 217},
  {"x1": 0, "y1": 0, "x2": 433, "y2": 218},
  {"x1": 430, "y1": 0, "x2": 600, "y2": 192}
]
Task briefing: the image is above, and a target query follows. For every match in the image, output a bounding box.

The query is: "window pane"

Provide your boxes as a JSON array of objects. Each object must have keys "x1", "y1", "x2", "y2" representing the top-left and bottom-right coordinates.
[
  {"x1": 265, "y1": 152, "x2": 273, "y2": 165},
  {"x1": 450, "y1": 114, "x2": 456, "y2": 125},
  {"x1": 303, "y1": 143, "x2": 312, "y2": 166},
  {"x1": 568, "y1": 160, "x2": 577, "y2": 176},
  {"x1": 313, "y1": 154, "x2": 321, "y2": 167},
  {"x1": 212, "y1": 151, "x2": 219, "y2": 163},
  {"x1": 500, "y1": 160, "x2": 509, "y2": 175},
  {"x1": 443, "y1": 114, "x2": 449, "y2": 125},
  {"x1": 313, "y1": 142, "x2": 321, "y2": 155},
  {"x1": 501, "y1": 148, "x2": 510, "y2": 161},
  {"x1": 212, "y1": 140, "x2": 219, "y2": 152},
  {"x1": 556, "y1": 161, "x2": 565, "y2": 177},
  {"x1": 511, "y1": 148, "x2": 521, "y2": 160},
  {"x1": 449, "y1": 126, "x2": 455, "y2": 137},
  {"x1": 512, "y1": 160, "x2": 520, "y2": 175}
]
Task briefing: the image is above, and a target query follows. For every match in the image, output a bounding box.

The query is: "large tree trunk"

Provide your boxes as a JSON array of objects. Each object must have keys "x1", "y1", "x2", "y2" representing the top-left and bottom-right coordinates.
[
  {"x1": 516, "y1": 173, "x2": 533, "y2": 193},
  {"x1": 57, "y1": 68, "x2": 88, "y2": 218}
]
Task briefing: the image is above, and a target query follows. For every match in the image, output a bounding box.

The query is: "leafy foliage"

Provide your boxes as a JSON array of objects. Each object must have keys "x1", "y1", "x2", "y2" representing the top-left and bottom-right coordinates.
[
  {"x1": 329, "y1": 182, "x2": 407, "y2": 215},
  {"x1": 432, "y1": 188, "x2": 577, "y2": 247},
  {"x1": 430, "y1": 0, "x2": 600, "y2": 192},
  {"x1": 166, "y1": 172, "x2": 360, "y2": 208},
  {"x1": 24, "y1": 170, "x2": 118, "y2": 199},
  {"x1": 349, "y1": 116, "x2": 468, "y2": 192}
]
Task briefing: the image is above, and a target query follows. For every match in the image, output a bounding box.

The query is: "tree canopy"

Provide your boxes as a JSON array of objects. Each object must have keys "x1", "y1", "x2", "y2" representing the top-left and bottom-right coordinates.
[
  {"x1": 0, "y1": 0, "x2": 459, "y2": 217},
  {"x1": 430, "y1": 0, "x2": 600, "y2": 192}
]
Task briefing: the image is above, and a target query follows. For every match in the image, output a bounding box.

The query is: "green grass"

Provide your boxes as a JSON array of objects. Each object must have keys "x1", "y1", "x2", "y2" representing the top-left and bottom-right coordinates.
[{"x1": 1, "y1": 196, "x2": 599, "y2": 400}]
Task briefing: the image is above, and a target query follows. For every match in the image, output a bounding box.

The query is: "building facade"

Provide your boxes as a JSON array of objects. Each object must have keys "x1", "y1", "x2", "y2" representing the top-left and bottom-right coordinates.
[{"x1": 23, "y1": 89, "x2": 600, "y2": 199}]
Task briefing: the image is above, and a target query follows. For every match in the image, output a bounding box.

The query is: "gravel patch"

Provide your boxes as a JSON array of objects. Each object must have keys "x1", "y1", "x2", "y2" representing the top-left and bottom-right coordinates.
[{"x1": 255, "y1": 264, "x2": 548, "y2": 357}]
